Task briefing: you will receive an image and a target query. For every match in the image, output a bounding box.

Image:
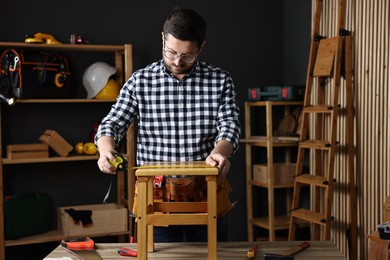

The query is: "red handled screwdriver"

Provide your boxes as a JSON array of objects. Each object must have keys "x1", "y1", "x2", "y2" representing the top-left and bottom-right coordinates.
[{"x1": 118, "y1": 247, "x2": 137, "y2": 257}]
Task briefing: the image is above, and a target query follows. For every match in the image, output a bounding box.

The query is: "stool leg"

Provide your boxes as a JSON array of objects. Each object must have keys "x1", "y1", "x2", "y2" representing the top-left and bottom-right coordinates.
[
  {"x1": 206, "y1": 176, "x2": 217, "y2": 260},
  {"x1": 147, "y1": 177, "x2": 155, "y2": 252},
  {"x1": 137, "y1": 176, "x2": 148, "y2": 259}
]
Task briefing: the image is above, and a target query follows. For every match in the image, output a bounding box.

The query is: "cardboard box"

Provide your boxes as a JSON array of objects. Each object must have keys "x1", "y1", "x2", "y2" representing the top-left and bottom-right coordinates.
[
  {"x1": 384, "y1": 197, "x2": 390, "y2": 222},
  {"x1": 39, "y1": 129, "x2": 73, "y2": 157},
  {"x1": 58, "y1": 203, "x2": 128, "y2": 236},
  {"x1": 253, "y1": 163, "x2": 296, "y2": 184},
  {"x1": 6, "y1": 143, "x2": 49, "y2": 159}
]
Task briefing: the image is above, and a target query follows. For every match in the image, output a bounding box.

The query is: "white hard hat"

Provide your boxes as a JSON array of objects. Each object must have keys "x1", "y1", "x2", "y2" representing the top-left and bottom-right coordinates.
[{"x1": 82, "y1": 62, "x2": 116, "y2": 99}]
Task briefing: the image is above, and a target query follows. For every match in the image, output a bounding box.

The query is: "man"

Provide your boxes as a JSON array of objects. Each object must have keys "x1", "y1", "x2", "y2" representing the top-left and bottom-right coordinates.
[{"x1": 95, "y1": 7, "x2": 241, "y2": 242}]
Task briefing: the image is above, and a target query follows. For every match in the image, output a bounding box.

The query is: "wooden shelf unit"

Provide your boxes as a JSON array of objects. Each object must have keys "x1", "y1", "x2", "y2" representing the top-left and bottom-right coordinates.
[
  {"x1": 0, "y1": 42, "x2": 134, "y2": 259},
  {"x1": 243, "y1": 101, "x2": 302, "y2": 242}
]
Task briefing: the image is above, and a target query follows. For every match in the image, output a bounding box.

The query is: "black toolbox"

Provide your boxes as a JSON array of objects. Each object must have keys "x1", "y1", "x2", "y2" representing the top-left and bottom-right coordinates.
[
  {"x1": 4, "y1": 192, "x2": 53, "y2": 239},
  {"x1": 378, "y1": 222, "x2": 390, "y2": 240}
]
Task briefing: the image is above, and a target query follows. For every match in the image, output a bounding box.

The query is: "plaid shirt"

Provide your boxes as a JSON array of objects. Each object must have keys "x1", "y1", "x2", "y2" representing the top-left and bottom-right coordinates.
[{"x1": 95, "y1": 60, "x2": 241, "y2": 166}]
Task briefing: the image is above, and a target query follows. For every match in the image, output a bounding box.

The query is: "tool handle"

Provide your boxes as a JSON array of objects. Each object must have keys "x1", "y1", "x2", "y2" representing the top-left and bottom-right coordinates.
[
  {"x1": 118, "y1": 248, "x2": 137, "y2": 257},
  {"x1": 247, "y1": 244, "x2": 257, "y2": 258}
]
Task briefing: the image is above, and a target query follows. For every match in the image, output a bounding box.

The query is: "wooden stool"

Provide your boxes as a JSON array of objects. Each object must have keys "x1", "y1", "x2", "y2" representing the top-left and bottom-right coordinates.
[{"x1": 135, "y1": 161, "x2": 218, "y2": 260}]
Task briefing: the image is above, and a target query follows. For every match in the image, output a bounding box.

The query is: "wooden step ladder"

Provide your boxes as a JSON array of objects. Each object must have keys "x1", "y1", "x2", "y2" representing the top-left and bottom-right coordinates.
[{"x1": 288, "y1": 0, "x2": 356, "y2": 251}]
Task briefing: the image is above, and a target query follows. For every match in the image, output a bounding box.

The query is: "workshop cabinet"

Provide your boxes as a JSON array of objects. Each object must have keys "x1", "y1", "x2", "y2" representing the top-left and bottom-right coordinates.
[
  {"x1": 0, "y1": 42, "x2": 134, "y2": 259},
  {"x1": 243, "y1": 101, "x2": 302, "y2": 241}
]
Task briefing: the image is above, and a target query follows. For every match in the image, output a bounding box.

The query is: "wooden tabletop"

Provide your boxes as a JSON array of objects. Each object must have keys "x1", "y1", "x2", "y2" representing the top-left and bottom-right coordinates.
[
  {"x1": 44, "y1": 241, "x2": 346, "y2": 259},
  {"x1": 135, "y1": 161, "x2": 219, "y2": 176}
]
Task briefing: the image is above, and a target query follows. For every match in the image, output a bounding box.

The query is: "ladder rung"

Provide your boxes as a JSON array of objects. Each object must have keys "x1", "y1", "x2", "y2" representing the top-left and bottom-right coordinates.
[
  {"x1": 299, "y1": 140, "x2": 331, "y2": 149},
  {"x1": 303, "y1": 105, "x2": 333, "y2": 113},
  {"x1": 290, "y1": 208, "x2": 333, "y2": 226},
  {"x1": 294, "y1": 174, "x2": 330, "y2": 187}
]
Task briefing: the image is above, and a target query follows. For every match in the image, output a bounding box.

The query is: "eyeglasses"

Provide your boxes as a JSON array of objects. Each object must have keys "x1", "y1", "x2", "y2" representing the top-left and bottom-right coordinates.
[{"x1": 163, "y1": 44, "x2": 198, "y2": 63}]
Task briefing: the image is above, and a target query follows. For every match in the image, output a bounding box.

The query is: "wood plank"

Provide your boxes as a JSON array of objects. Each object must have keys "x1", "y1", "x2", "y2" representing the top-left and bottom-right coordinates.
[
  {"x1": 313, "y1": 37, "x2": 338, "y2": 77},
  {"x1": 44, "y1": 241, "x2": 347, "y2": 259}
]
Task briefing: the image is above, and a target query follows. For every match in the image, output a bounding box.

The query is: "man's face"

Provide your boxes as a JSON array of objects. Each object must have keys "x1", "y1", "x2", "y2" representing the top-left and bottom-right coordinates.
[{"x1": 162, "y1": 33, "x2": 201, "y2": 78}]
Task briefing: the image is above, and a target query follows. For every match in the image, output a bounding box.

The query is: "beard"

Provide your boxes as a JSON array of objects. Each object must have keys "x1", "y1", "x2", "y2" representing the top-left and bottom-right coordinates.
[{"x1": 163, "y1": 57, "x2": 195, "y2": 76}]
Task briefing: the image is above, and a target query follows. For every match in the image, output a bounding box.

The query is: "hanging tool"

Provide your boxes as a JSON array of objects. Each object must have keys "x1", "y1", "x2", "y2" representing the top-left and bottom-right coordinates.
[{"x1": 264, "y1": 242, "x2": 310, "y2": 260}]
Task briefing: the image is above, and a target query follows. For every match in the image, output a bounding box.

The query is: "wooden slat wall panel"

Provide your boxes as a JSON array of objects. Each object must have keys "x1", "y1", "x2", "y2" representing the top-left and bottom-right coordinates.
[{"x1": 309, "y1": 0, "x2": 390, "y2": 259}]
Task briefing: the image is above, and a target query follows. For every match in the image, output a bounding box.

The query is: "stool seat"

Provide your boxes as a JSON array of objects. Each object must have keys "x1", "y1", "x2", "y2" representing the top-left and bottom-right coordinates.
[{"x1": 135, "y1": 161, "x2": 219, "y2": 259}]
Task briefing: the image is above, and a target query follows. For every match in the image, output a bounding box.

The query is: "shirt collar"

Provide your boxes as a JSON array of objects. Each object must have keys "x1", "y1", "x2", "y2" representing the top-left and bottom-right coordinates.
[{"x1": 160, "y1": 60, "x2": 199, "y2": 80}]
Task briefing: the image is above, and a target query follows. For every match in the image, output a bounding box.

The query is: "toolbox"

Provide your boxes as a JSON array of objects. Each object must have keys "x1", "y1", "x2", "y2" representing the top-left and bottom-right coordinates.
[
  {"x1": 4, "y1": 192, "x2": 53, "y2": 239},
  {"x1": 378, "y1": 222, "x2": 390, "y2": 240},
  {"x1": 248, "y1": 86, "x2": 305, "y2": 101}
]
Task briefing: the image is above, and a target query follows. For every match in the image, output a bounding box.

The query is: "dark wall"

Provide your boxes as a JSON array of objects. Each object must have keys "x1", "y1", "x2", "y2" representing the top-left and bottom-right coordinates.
[
  {"x1": 283, "y1": 0, "x2": 311, "y2": 84},
  {"x1": 0, "y1": 0, "x2": 311, "y2": 257}
]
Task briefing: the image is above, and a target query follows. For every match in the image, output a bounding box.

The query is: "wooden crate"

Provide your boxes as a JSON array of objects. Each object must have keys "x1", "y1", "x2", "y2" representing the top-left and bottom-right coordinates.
[
  {"x1": 39, "y1": 129, "x2": 73, "y2": 157},
  {"x1": 384, "y1": 197, "x2": 390, "y2": 222},
  {"x1": 58, "y1": 203, "x2": 128, "y2": 236},
  {"x1": 6, "y1": 143, "x2": 49, "y2": 160},
  {"x1": 368, "y1": 231, "x2": 390, "y2": 260},
  {"x1": 253, "y1": 163, "x2": 295, "y2": 185}
]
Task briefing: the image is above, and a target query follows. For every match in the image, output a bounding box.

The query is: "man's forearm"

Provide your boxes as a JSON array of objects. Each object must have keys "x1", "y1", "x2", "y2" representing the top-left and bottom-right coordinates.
[
  {"x1": 96, "y1": 135, "x2": 116, "y2": 153},
  {"x1": 211, "y1": 140, "x2": 233, "y2": 158}
]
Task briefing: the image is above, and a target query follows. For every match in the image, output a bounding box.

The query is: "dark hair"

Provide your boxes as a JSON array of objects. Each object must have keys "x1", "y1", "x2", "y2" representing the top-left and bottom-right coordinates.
[{"x1": 163, "y1": 8, "x2": 207, "y2": 47}]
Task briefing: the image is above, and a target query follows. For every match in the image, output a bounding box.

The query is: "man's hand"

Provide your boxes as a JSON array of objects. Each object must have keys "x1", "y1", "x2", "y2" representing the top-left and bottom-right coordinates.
[
  {"x1": 96, "y1": 136, "x2": 117, "y2": 175},
  {"x1": 97, "y1": 150, "x2": 118, "y2": 175},
  {"x1": 206, "y1": 152, "x2": 231, "y2": 183},
  {"x1": 206, "y1": 140, "x2": 233, "y2": 183}
]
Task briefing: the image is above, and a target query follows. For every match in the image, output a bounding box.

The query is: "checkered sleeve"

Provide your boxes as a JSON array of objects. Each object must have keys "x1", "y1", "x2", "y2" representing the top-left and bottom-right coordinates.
[
  {"x1": 94, "y1": 76, "x2": 138, "y2": 146},
  {"x1": 214, "y1": 72, "x2": 241, "y2": 153}
]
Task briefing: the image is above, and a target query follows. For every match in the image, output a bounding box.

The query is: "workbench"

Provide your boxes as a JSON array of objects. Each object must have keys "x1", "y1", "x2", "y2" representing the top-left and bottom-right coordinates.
[{"x1": 44, "y1": 241, "x2": 346, "y2": 259}]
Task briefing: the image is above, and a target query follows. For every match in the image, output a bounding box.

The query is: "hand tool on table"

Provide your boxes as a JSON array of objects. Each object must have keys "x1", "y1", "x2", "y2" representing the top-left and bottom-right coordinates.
[
  {"x1": 118, "y1": 247, "x2": 137, "y2": 257},
  {"x1": 61, "y1": 237, "x2": 95, "y2": 250},
  {"x1": 60, "y1": 237, "x2": 102, "y2": 259},
  {"x1": 247, "y1": 244, "x2": 257, "y2": 258},
  {"x1": 264, "y1": 242, "x2": 310, "y2": 260}
]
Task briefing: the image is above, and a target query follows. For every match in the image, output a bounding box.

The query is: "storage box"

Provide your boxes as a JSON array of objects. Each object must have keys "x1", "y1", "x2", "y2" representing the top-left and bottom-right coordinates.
[
  {"x1": 39, "y1": 129, "x2": 73, "y2": 157},
  {"x1": 247, "y1": 86, "x2": 305, "y2": 101},
  {"x1": 58, "y1": 203, "x2": 128, "y2": 236},
  {"x1": 4, "y1": 192, "x2": 53, "y2": 239},
  {"x1": 253, "y1": 163, "x2": 296, "y2": 184},
  {"x1": 6, "y1": 143, "x2": 49, "y2": 160},
  {"x1": 378, "y1": 222, "x2": 390, "y2": 240},
  {"x1": 384, "y1": 197, "x2": 390, "y2": 222},
  {"x1": 368, "y1": 231, "x2": 390, "y2": 260}
]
